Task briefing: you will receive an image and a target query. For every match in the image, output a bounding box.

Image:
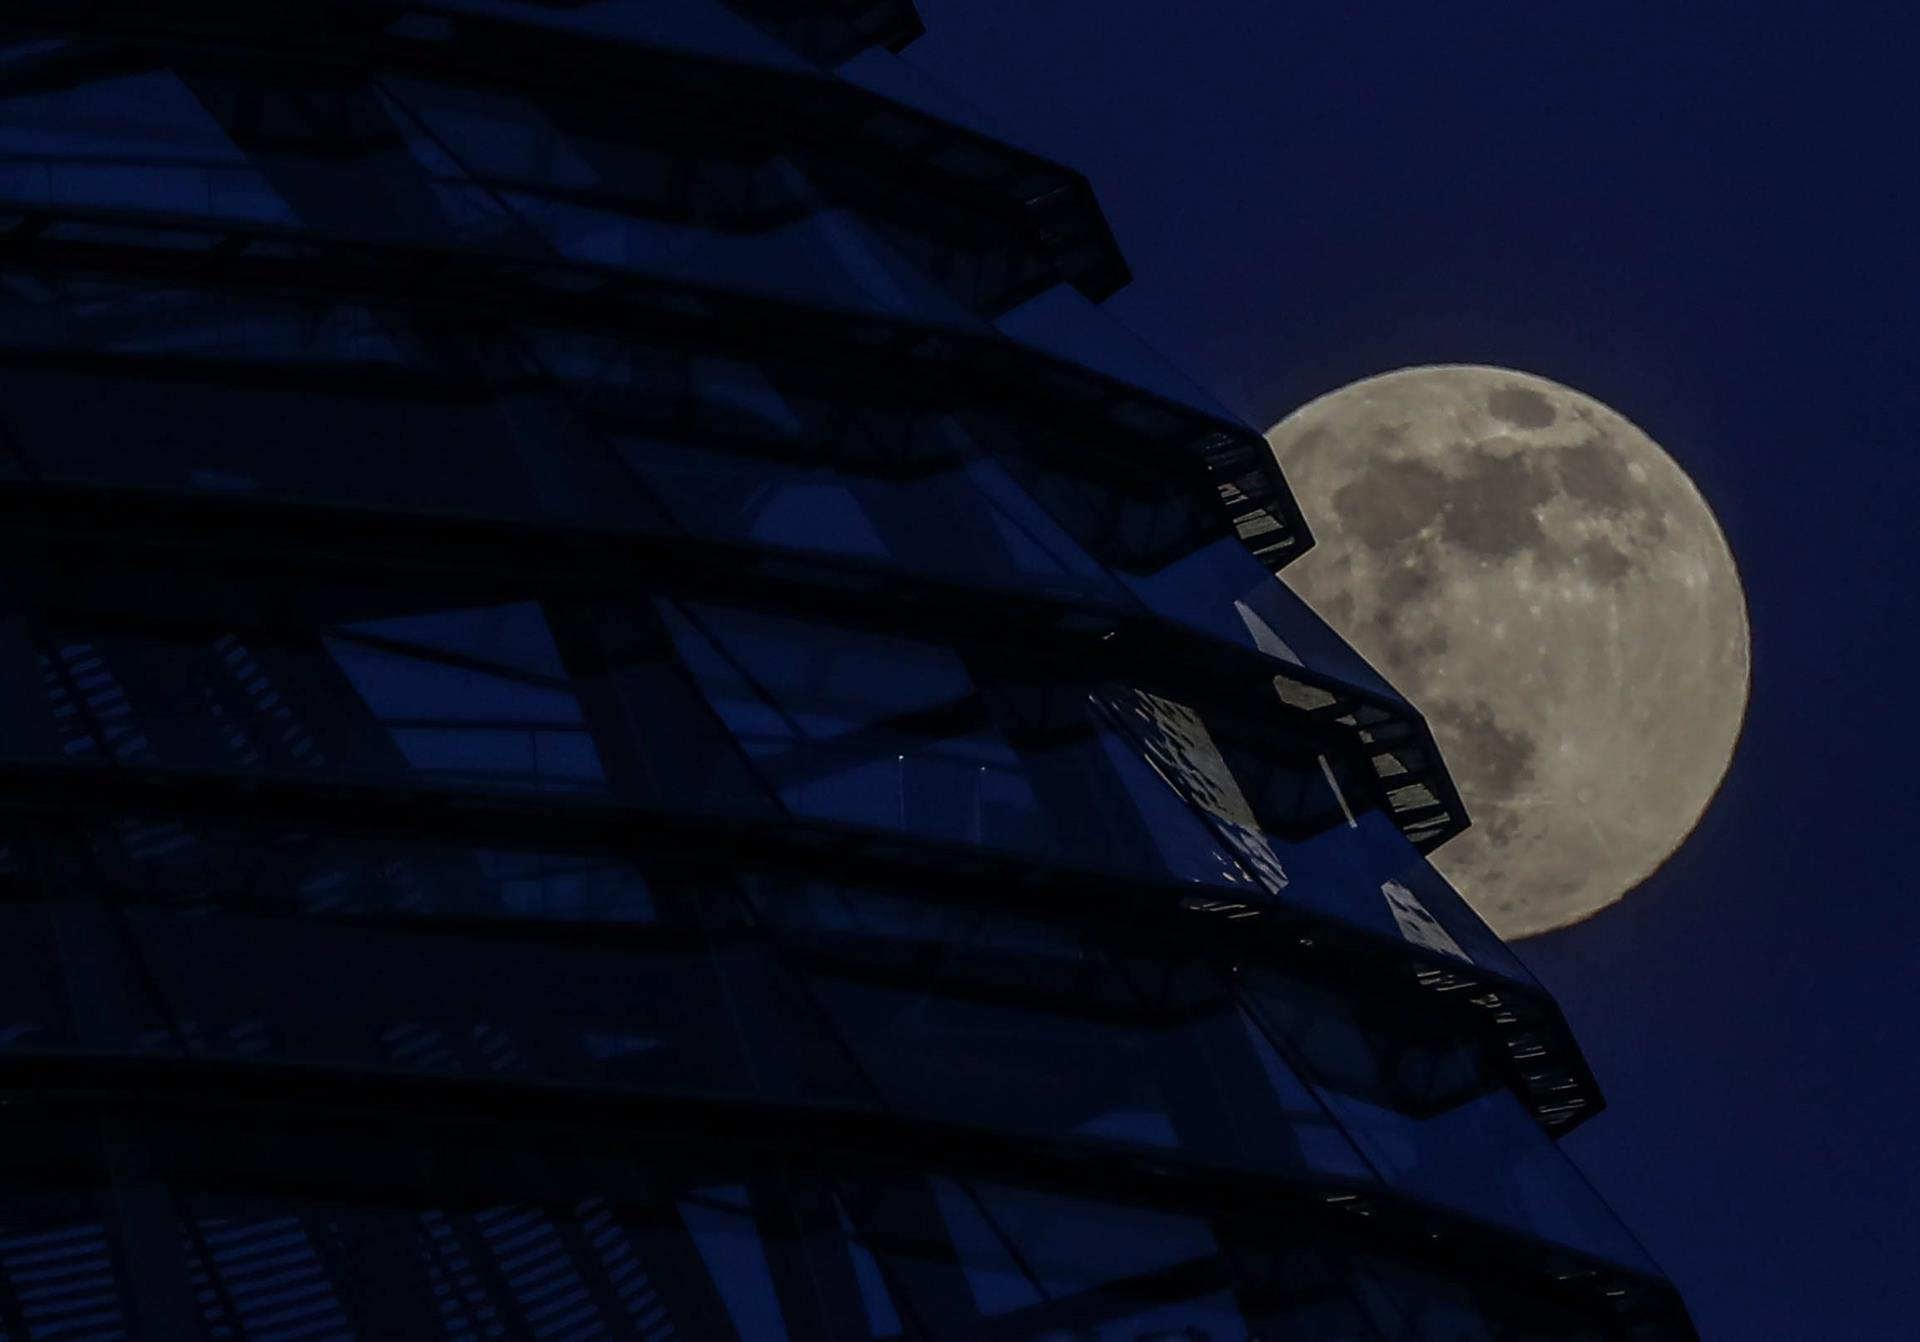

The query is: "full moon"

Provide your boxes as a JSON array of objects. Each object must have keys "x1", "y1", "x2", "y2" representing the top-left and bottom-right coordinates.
[{"x1": 1264, "y1": 366, "x2": 1750, "y2": 938}]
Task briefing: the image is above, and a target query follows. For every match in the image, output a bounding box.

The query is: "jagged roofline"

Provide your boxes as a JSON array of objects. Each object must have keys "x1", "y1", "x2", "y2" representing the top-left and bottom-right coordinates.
[
  {"x1": 0, "y1": 198, "x2": 1315, "y2": 572},
  {"x1": 0, "y1": 470, "x2": 1574, "y2": 1136},
  {"x1": 0, "y1": 478, "x2": 1420, "y2": 853},
  {"x1": 0, "y1": 755, "x2": 1594, "y2": 1133}
]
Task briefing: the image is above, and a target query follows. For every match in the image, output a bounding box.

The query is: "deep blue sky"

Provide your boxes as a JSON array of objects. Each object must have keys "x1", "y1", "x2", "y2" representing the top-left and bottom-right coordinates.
[{"x1": 911, "y1": 4, "x2": 1920, "y2": 1338}]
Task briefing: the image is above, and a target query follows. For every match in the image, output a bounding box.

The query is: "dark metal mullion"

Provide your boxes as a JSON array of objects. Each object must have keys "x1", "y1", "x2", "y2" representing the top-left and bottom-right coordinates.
[
  {"x1": 438, "y1": 1209, "x2": 544, "y2": 1342},
  {"x1": 624, "y1": 1191, "x2": 752, "y2": 1340},
  {"x1": 542, "y1": 600, "x2": 911, "y2": 1249},
  {"x1": 372, "y1": 717, "x2": 585, "y2": 732},
  {"x1": 177, "y1": 1209, "x2": 248, "y2": 1337},
  {"x1": 13, "y1": 591, "x2": 209, "y2": 1336},
  {"x1": 629, "y1": 594, "x2": 1022, "y2": 1342},
  {"x1": 3, "y1": 598, "x2": 201, "y2": 1061},
  {"x1": 747, "y1": 1171, "x2": 875, "y2": 1342},
  {"x1": 538, "y1": 1207, "x2": 638, "y2": 1339},
  {"x1": 307, "y1": 1206, "x2": 448, "y2": 1339},
  {"x1": 828, "y1": 1176, "x2": 991, "y2": 1342}
]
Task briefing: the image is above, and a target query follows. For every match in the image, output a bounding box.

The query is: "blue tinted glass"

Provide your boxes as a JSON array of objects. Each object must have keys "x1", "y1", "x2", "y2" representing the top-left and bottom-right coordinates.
[
  {"x1": 665, "y1": 210, "x2": 985, "y2": 329},
  {"x1": 995, "y1": 284, "x2": 1233, "y2": 420},
  {"x1": 678, "y1": 1187, "x2": 792, "y2": 1341},
  {"x1": 442, "y1": 0, "x2": 816, "y2": 72},
  {"x1": 973, "y1": 1181, "x2": 1219, "y2": 1303},
  {"x1": 1317, "y1": 1082, "x2": 1657, "y2": 1273},
  {"x1": 1237, "y1": 578, "x2": 1412, "y2": 709},
  {"x1": 1279, "y1": 813, "x2": 1535, "y2": 990}
]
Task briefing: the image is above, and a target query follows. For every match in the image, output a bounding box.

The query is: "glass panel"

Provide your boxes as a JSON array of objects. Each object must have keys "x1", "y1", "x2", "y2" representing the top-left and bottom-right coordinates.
[
  {"x1": 0, "y1": 66, "x2": 300, "y2": 223},
  {"x1": 1315, "y1": 1082, "x2": 1660, "y2": 1273},
  {"x1": 995, "y1": 283, "x2": 1234, "y2": 420},
  {"x1": 612, "y1": 428, "x2": 1141, "y2": 601},
  {"x1": 1236, "y1": 576, "x2": 1413, "y2": 710},
  {"x1": 1278, "y1": 812, "x2": 1536, "y2": 988},
  {"x1": 661, "y1": 600, "x2": 1305, "y2": 882},
  {"x1": 678, "y1": 1186, "x2": 793, "y2": 1341},
  {"x1": 661, "y1": 209, "x2": 985, "y2": 328}
]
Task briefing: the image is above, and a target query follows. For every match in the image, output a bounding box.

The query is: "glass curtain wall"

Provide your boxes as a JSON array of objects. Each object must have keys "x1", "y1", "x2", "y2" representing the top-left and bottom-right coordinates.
[{"x1": 0, "y1": 2, "x2": 1694, "y2": 1338}]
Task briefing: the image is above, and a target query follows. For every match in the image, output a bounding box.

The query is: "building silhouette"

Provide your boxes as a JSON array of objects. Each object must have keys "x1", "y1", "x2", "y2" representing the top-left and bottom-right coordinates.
[{"x1": 0, "y1": 2, "x2": 1696, "y2": 1338}]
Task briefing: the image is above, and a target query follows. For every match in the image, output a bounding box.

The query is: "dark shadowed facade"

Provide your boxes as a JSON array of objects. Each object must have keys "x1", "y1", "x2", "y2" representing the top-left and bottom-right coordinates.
[{"x1": 0, "y1": 2, "x2": 1695, "y2": 1338}]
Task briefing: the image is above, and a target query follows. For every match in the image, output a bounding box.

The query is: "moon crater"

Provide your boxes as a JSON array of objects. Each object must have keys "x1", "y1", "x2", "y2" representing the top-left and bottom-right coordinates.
[
  {"x1": 1487, "y1": 386, "x2": 1558, "y2": 428},
  {"x1": 1266, "y1": 366, "x2": 1750, "y2": 938}
]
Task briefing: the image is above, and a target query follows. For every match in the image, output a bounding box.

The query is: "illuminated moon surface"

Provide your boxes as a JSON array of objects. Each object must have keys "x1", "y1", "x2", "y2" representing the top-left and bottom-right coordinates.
[{"x1": 1264, "y1": 366, "x2": 1750, "y2": 938}]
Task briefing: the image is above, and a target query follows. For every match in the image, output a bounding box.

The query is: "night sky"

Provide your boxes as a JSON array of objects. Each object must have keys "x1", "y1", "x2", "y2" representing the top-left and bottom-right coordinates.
[{"x1": 909, "y1": 4, "x2": 1920, "y2": 1338}]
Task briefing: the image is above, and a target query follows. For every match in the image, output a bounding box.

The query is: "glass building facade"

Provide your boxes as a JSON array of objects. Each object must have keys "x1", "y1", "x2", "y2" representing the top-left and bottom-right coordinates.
[{"x1": 0, "y1": 2, "x2": 1695, "y2": 1337}]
